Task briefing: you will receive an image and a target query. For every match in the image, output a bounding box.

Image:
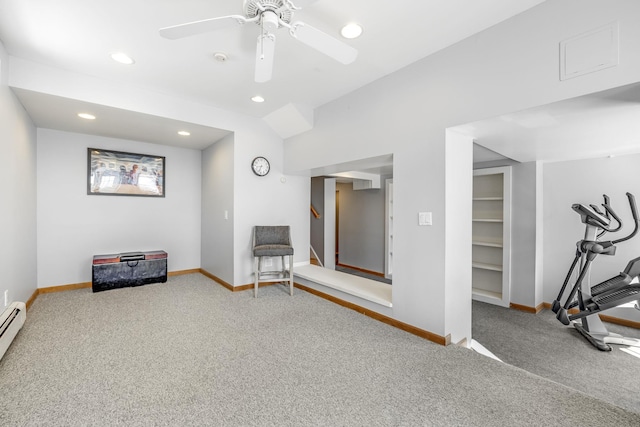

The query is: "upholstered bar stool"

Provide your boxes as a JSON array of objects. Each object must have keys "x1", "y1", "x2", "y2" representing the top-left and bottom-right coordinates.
[{"x1": 252, "y1": 225, "x2": 294, "y2": 297}]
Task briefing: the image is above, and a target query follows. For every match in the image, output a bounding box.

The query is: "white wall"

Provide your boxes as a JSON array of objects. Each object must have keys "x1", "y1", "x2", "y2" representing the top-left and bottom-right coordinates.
[
  {"x1": 9, "y1": 56, "x2": 311, "y2": 290},
  {"x1": 201, "y1": 133, "x2": 234, "y2": 284},
  {"x1": 0, "y1": 41, "x2": 37, "y2": 306},
  {"x1": 509, "y1": 162, "x2": 541, "y2": 308},
  {"x1": 310, "y1": 177, "x2": 326, "y2": 265},
  {"x1": 336, "y1": 179, "x2": 388, "y2": 273},
  {"x1": 444, "y1": 130, "x2": 473, "y2": 344},
  {"x1": 284, "y1": 0, "x2": 640, "y2": 341},
  {"x1": 543, "y1": 153, "x2": 640, "y2": 322},
  {"x1": 534, "y1": 162, "x2": 545, "y2": 306},
  {"x1": 231, "y1": 124, "x2": 310, "y2": 286},
  {"x1": 6, "y1": 0, "x2": 640, "y2": 341},
  {"x1": 323, "y1": 178, "x2": 336, "y2": 270},
  {"x1": 36, "y1": 129, "x2": 202, "y2": 288}
]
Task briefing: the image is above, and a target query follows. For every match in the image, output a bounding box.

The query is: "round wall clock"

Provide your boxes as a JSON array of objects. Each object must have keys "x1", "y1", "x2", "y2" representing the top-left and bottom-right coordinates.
[{"x1": 251, "y1": 156, "x2": 270, "y2": 176}]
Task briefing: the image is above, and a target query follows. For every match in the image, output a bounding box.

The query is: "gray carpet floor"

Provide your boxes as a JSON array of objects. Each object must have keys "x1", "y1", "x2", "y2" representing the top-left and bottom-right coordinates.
[
  {"x1": 472, "y1": 300, "x2": 640, "y2": 415},
  {"x1": 1, "y1": 274, "x2": 639, "y2": 426}
]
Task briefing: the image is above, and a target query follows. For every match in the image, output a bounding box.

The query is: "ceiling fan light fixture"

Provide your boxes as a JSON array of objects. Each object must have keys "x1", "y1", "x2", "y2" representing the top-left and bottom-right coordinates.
[
  {"x1": 251, "y1": 95, "x2": 265, "y2": 103},
  {"x1": 261, "y1": 10, "x2": 280, "y2": 32},
  {"x1": 78, "y1": 113, "x2": 96, "y2": 120},
  {"x1": 110, "y1": 52, "x2": 135, "y2": 65},
  {"x1": 340, "y1": 23, "x2": 363, "y2": 39}
]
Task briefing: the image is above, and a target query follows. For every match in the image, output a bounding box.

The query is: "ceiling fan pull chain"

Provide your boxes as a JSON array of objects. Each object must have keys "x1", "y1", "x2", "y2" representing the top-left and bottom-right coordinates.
[{"x1": 260, "y1": 20, "x2": 265, "y2": 59}]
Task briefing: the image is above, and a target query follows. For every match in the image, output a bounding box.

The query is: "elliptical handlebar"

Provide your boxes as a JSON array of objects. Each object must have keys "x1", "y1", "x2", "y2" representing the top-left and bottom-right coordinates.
[
  {"x1": 573, "y1": 194, "x2": 621, "y2": 235},
  {"x1": 600, "y1": 194, "x2": 623, "y2": 233},
  {"x1": 601, "y1": 194, "x2": 612, "y2": 220},
  {"x1": 612, "y1": 192, "x2": 639, "y2": 244}
]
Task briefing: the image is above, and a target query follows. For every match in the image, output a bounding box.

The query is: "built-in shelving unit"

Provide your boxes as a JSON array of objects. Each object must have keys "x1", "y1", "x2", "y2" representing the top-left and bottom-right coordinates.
[{"x1": 472, "y1": 167, "x2": 511, "y2": 307}]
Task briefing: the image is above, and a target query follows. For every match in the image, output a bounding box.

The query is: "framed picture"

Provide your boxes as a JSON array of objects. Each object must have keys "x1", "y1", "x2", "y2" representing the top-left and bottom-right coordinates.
[{"x1": 87, "y1": 148, "x2": 165, "y2": 197}]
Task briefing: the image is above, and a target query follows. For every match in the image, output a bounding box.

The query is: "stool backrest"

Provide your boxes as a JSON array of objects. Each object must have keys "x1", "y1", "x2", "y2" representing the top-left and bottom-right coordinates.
[{"x1": 253, "y1": 225, "x2": 291, "y2": 247}]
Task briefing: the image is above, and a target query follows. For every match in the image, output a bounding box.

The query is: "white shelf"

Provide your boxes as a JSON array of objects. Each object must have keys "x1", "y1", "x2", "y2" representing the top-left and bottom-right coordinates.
[
  {"x1": 473, "y1": 218, "x2": 503, "y2": 223},
  {"x1": 472, "y1": 288, "x2": 503, "y2": 301},
  {"x1": 472, "y1": 240, "x2": 503, "y2": 248},
  {"x1": 472, "y1": 262, "x2": 503, "y2": 272},
  {"x1": 473, "y1": 197, "x2": 503, "y2": 201}
]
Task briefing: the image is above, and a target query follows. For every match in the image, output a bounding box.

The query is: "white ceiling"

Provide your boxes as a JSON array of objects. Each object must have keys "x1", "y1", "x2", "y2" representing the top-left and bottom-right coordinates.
[
  {"x1": 459, "y1": 82, "x2": 640, "y2": 164},
  {"x1": 12, "y1": 88, "x2": 231, "y2": 150},
  {"x1": 0, "y1": 0, "x2": 546, "y2": 150},
  {"x1": 3, "y1": 0, "x2": 639, "y2": 168}
]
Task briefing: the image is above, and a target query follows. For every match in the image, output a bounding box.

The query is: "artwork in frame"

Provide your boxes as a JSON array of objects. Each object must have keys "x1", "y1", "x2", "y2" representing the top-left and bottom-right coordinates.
[{"x1": 87, "y1": 148, "x2": 165, "y2": 197}]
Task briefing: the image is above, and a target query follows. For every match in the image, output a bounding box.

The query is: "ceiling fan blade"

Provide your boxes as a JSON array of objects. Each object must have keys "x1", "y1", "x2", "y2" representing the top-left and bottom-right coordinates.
[
  {"x1": 159, "y1": 15, "x2": 248, "y2": 40},
  {"x1": 255, "y1": 33, "x2": 276, "y2": 83},
  {"x1": 293, "y1": 0, "x2": 320, "y2": 7},
  {"x1": 289, "y1": 22, "x2": 358, "y2": 64}
]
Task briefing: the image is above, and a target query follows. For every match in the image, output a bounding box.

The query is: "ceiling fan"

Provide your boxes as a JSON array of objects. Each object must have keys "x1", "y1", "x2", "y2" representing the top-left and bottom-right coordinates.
[{"x1": 159, "y1": 0, "x2": 358, "y2": 83}]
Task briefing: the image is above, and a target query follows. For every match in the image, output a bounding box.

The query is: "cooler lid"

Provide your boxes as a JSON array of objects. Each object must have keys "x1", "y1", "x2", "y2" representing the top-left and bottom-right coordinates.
[{"x1": 92, "y1": 254, "x2": 121, "y2": 264}]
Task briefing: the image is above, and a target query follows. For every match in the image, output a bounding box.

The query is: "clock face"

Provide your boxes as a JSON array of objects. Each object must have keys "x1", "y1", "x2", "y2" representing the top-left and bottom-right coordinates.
[{"x1": 251, "y1": 156, "x2": 270, "y2": 176}]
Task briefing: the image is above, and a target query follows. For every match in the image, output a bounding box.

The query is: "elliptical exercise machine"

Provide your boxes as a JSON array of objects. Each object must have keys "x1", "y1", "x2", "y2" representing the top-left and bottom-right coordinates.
[{"x1": 552, "y1": 192, "x2": 640, "y2": 351}]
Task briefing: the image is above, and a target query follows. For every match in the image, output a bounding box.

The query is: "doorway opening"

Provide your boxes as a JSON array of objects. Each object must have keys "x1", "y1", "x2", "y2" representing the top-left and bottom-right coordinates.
[{"x1": 304, "y1": 155, "x2": 393, "y2": 306}]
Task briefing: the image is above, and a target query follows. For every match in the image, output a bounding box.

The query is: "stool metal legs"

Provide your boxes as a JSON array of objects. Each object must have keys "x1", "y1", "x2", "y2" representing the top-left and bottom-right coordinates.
[{"x1": 253, "y1": 255, "x2": 294, "y2": 297}]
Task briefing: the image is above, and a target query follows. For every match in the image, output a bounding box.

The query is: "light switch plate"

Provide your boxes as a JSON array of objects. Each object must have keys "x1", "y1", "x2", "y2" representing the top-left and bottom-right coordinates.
[{"x1": 419, "y1": 212, "x2": 432, "y2": 226}]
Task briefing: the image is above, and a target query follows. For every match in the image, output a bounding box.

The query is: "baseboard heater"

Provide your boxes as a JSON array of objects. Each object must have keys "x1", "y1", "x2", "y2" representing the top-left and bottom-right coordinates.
[{"x1": 0, "y1": 302, "x2": 26, "y2": 361}]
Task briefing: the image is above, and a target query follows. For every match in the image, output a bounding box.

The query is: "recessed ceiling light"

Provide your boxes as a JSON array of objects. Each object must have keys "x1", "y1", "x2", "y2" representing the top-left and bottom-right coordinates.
[
  {"x1": 341, "y1": 23, "x2": 363, "y2": 39},
  {"x1": 251, "y1": 95, "x2": 265, "y2": 103},
  {"x1": 78, "y1": 113, "x2": 96, "y2": 120},
  {"x1": 110, "y1": 52, "x2": 135, "y2": 65},
  {"x1": 178, "y1": 131, "x2": 191, "y2": 136}
]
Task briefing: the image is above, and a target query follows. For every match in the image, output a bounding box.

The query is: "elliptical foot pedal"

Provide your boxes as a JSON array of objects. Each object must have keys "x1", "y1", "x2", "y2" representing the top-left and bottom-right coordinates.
[{"x1": 574, "y1": 323, "x2": 612, "y2": 351}]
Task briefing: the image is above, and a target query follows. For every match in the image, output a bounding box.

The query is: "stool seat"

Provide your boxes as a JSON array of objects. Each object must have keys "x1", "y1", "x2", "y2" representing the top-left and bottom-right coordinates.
[
  {"x1": 252, "y1": 225, "x2": 294, "y2": 297},
  {"x1": 253, "y1": 244, "x2": 294, "y2": 257}
]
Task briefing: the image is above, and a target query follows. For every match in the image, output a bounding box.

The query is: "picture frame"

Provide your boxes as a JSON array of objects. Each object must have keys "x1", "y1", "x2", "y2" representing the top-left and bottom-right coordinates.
[{"x1": 87, "y1": 148, "x2": 165, "y2": 197}]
